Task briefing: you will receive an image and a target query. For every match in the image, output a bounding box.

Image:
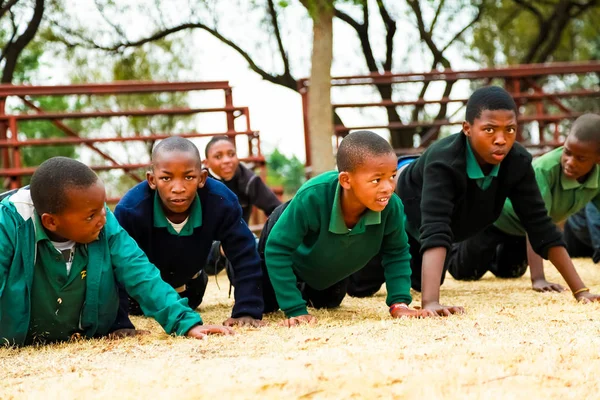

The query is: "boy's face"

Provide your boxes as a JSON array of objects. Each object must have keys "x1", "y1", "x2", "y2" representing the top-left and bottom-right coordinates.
[
  {"x1": 148, "y1": 150, "x2": 207, "y2": 217},
  {"x1": 463, "y1": 109, "x2": 517, "y2": 166},
  {"x1": 340, "y1": 152, "x2": 398, "y2": 212},
  {"x1": 41, "y1": 180, "x2": 107, "y2": 244},
  {"x1": 561, "y1": 135, "x2": 600, "y2": 181},
  {"x1": 204, "y1": 140, "x2": 239, "y2": 181}
]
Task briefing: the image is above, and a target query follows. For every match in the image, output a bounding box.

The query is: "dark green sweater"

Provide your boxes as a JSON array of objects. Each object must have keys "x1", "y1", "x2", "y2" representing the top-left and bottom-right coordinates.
[
  {"x1": 397, "y1": 132, "x2": 563, "y2": 257},
  {"x1": 264, "y1": 171, "x2": 412, "y2": 317}
]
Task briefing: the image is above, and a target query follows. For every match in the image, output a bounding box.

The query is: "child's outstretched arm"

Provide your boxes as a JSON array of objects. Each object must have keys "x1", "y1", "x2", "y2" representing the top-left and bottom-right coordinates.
[
  {"x1": 526, "y1": 236, "x2": 565, "y2": 292},
  {"x1": 547, "y1": 246, "x2": 600, "y2": 303},
  {"x1": 106, "y1": 209, "x2": 233, "y2": 338},
  {"x1": 264, "y1": 195, "x2": 316, "y2": 326}
]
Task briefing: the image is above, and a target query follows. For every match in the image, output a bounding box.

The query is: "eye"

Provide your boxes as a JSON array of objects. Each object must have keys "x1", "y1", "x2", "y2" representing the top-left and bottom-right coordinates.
[
  {"x1": 160, "y1": 177, "x2": 170, "y2": 182},
  {"x1": 484, "y1": 127, "x2": 494, "y2": 134},
  {"x1": 215, "y1": 155, "x2": 221, "y2": 160},
  {"x1": 185, "y1": 176, "x2": 196, "y2": 181},
  {"x1": 86, "y1": 214, "x2": 94, "y2": 222},
  {"x1": 371, "y1": 178, "x2": 380, "y2": 184},
  {"x1": 391, "y1": 174, "x2": 397, "y2": 180},
  {"x1": 506, "y1": 128, "x2": 516, "y2": 134}
]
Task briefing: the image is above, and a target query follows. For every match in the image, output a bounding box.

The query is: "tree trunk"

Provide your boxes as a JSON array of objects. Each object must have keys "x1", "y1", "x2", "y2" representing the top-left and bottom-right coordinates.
[{"x1": 304, "y1": 1, "x2": 335, "y2": 177}]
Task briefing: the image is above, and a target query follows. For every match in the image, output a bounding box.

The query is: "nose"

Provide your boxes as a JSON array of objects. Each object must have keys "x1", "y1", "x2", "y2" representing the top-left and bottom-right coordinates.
[
  {"x1": 494, "y1": 133, "x2": 507, "y2": 146},
  {"x1": 171, "y1": 180, "x2": 185, "y2": 193},
  {"x1": 97, "y1": 207, "x2": 107, "y2": 228},
  {"x1": 381, "y1": 179, "x2": 394, "y2": 195}
]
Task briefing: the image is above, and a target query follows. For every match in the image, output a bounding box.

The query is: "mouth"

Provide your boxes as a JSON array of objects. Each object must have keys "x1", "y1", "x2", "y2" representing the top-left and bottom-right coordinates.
[
  {"x1": 563, "y1": 167, "x2": 578, "y2": 179},
  {"x1": 491, "y1": 151, "x2": 506, "y2": 161},
  {"x1": 169, "y1": 198, "x2": 190, "y2": 206},
  {"x1": 375, "y1": 196, "x2": 390, "y2": 207}
]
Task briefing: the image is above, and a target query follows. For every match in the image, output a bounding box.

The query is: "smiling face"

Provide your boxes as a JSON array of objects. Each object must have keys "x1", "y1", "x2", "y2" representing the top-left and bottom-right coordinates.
[
  {"x1": 41, "y1": 180, "x2": 107, "y2": 244},
  {"x1": 147, "y1": 150, "x2": 207, "y2": 222},
  {"x1": 340, "y1": 152, "x2": 398, "y2": 213},
  {"x1": 463, "y1": 109, "x2": 518, "y2": 167},
  {"x1": 204, "y1": 139, "x2": 239, "y2": 181},
  {"x1": 560, "y1": 135, "x2": 600, "y2": 182}
]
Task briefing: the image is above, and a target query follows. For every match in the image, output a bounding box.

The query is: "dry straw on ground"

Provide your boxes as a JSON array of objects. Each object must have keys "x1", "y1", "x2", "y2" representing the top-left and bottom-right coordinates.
[{"x1": 2, "y1": 259, "x2": 600, "y2": 399}]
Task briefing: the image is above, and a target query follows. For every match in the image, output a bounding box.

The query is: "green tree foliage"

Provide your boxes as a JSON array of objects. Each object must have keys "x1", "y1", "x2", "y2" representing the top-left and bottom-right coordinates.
[{"x1": 266, "y1": 148, "x2": 305, "y2": 195}]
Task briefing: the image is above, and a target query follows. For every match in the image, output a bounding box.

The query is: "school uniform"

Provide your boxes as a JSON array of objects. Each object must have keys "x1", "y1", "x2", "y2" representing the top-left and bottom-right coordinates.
[
  {"x1": 0, "y1": 188, "x2": 202, "y2": 346},
  {"x1": 114, "y1": 178, "x2": 264, "y2": 322},
  {"x1": 260, "y1": 171, "x2": 412, "y2": 317},
  {"x1": 450, "y1": 147, "x2": 600, "y2": 280}
]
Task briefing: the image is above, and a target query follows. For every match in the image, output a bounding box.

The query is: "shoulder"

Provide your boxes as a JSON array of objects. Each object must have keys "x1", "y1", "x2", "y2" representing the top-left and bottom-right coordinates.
[
  {"x1": 201, "y1": 178, "x2": 241, "y2": 209},
  {"x1": 532, "y1": 147, "x2": 562, "y2": 171},
  {"x1": 292, "y1": 171, "x2": 336, "y2": 204},
  {"x1": 419, "y1": 133, "x2": 465, "y2": 171},
  {"x1": 505, "y1": 142, "x2": 533, "y2": 164},
  {"x1": 115, "y1": 181, "x2": 153, "y2": 218}
]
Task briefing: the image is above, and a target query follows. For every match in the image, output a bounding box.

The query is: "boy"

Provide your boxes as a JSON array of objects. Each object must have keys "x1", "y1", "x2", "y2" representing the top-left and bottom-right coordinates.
[
  {"x1": 261, "y1": 130, "x2": 420, "y2": 326},
  {"x1": 350, "y1": 87, "x2": 599, "y2": 315},
  {"x1": 0, "y1": 157, "x2": 232, "y2": 346},
  {"x1": 204, "y1": 135, "x2": 281, "y2": 223},
  {"x1": 114, "y1": 136, "x2": 264, "y2": 328},
  {"x1": 565, "y1": 202, "x2": 600, "y2": 263},
  {"x1": 204, "y1": 136, "x2": 282, "y2": 276},
  {"x1": 449, "y1": 113, "x2": 600, "y2": 293}
]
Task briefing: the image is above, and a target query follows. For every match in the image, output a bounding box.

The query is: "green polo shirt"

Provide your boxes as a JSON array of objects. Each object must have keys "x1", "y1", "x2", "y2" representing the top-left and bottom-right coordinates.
[
  {"x1": 26, "y1": 215, "x2": 88, "y2": 345},
  {"x1": 495, "y1": 147, "x2": 600, "y2": 236},
  {"x1": 265, "y1": 171, "x2": 412, "y2": 317},
  {"x1": 466, "y1": 139, "x2": 500, "y2": 190},
  {"x1": 153, "y1": 193, "x2": 202, "y2": 236}
]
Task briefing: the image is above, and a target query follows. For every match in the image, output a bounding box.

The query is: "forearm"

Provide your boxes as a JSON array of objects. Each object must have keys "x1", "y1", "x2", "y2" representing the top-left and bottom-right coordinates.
[
  {"x1": 547, "y1": 246, "x2": 586, "y2": 293},
  {"x1": 421, "y1": 247, "x2": 447, "y2": 306},
  {"x1": 527, "y1": 236, "x2": 545, "y2": 282}
]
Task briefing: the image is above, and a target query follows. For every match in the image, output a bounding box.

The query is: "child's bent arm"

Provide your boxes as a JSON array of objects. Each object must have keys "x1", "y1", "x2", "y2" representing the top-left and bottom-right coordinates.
[{"x1": 527, "y1": 236, "x2": 564, "y2": 292}]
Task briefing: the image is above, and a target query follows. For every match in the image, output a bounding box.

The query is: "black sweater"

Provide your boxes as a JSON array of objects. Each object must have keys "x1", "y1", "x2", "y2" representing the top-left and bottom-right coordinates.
[
  {"x1": 397, "y1": 132, "x2": 563, "y2": 258},
  {"x1": 208, "y1": 164, "x2": 281, "y2": 223},
  {"x1": 114, "y1": 179, "x2": 264, "y2": 319}
]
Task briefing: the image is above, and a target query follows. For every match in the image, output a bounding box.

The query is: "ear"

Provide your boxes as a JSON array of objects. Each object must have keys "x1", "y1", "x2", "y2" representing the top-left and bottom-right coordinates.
[
  {"x1": 338, "y1": 171, "x2": 352, "y2": 190},
  {"x1": 462, "y1": 121, "x2": 471, "y2": 136},
  {"x1": 40, "y1": 213, "x2": 59, "y2": 233},
  {"x1": 198, "y1": 169, "x2": 209, "y2": 189},
  {"x1": 202, "y1": 159, "x2": 208, "y2": 167},
  {"x1": 146, "y1": 170, "x2": 157, "y2": 190}
]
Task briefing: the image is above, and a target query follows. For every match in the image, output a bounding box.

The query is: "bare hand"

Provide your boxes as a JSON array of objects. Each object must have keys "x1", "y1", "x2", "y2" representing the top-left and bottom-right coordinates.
[
  {"x1": 279, "y1": 314, "x2": 317, "y2": 327},
  {"x1": 186, "y1": 324, "x2": 235, "y2": 339},
  {"x1": 390, "y1": 306, "x2": 421, "y2": 319},
  {"x1": 107, "y1": 329, "x2": 150, "y2": 339},
  {"x1": 420, "y1": 301, "x2": 465, "y2": 317},
  {"x1": 532, "y1": 279, "x2": 565, "y2": 293},
  {"x1": 223, "y1": 316, "x2": 266, "y2": 328},
  {"x1": 575, "y1": 291, "x2": 600, "y2": 304}
]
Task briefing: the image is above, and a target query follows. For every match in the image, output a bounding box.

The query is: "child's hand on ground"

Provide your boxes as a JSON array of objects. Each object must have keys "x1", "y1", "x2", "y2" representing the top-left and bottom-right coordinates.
[
  {"x1": 389, "y1": 305, "x2": 421, "y2": 318},
  {"x1": 222, "y1": 316, "x2": 266, "y2": 327},
  {"x1": 107, "y1": 329, "x2": 150, "y2": 339},
  {"x1": 186, "y1": 324, "x2": 235, "y2": 339},
  {"x1": 279, "y1": 314, "x2": 317, "y2": 327},
  {"x1": 420, "y1": 301, "x2": 465, "y2": 317},
  {"x1": 532, "y1": 279, "x2": 565, "y2": 292},
  {"x1": 575, "y1": 291, "x2": 600, "y2": 303}
]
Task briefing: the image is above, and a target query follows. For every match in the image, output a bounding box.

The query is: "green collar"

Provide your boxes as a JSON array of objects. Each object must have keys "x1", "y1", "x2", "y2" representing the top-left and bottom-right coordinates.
[
  {"x1": 465, "y1": 138, "x2": 500, "y2": 180},
  {"x1": 561, "y1": 164, "x2": 600, "y2": 190},
  {"x1": 153, "y1": 192, "x2": 202, "y2": 236},
  {"x1": 328, "y1": 183, "x2": 381, "y2": 235}
]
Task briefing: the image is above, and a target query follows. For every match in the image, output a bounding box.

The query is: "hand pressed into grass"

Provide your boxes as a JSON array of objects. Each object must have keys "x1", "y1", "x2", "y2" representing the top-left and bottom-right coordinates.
[
  {"x1": 280, "y1": 314, "x2": 317, "y2": 327},
  {"x1": 419, "y1": 302, "x2": 465, "y2": 317},
  {"x1": 186, "y1": 324, "x2": 235, "y2": 339},
  {"x1": 532, "y1": 279, "x2": 566, "y2": 293},
  {"x1": 223, "y1": 316, "x2": 266, "y2": 328},
  {"x1": 575, "y1": 291, "x2": 600, "y2": 304}
]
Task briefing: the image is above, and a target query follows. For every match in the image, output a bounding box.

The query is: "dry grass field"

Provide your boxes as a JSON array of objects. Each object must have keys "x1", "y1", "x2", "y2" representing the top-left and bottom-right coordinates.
[{"x1": 3, "y1": 259, "x2": 600, "y2": 399}]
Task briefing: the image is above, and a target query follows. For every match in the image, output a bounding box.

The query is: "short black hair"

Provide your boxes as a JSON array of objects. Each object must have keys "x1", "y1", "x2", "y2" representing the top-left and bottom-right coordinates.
[
  {"x1": 30, "y1": 157, "x2": 99, "y2": 214},
  {"x1": 336, "y1": 130, "x2": 395, "y2": 172},
  {"x1": 570, "y1": 114, "x2": 600, "y2": 145},
  {"x1": 205, "y1": 135, "x2": 234, "y2": 158},
  {"x1": 152, "y1": 136, "x2": 202, "y2": 167},
  {"x1": 465, "y1": 86, "x2": 518, "y2": 124}
]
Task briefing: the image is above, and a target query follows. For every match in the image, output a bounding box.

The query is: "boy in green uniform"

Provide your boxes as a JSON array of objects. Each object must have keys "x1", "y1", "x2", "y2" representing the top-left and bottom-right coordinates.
[
  {"x1": 259, "y1": 131, "x2": 420, "y2": 326},
  {"x1": 449, "y1": 113, "x2": 600, "y2": 296},
  {"x1": 0, "y1": 157, "x2": 232, "y2": 346}
]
